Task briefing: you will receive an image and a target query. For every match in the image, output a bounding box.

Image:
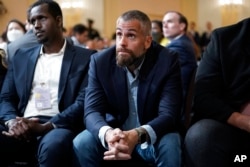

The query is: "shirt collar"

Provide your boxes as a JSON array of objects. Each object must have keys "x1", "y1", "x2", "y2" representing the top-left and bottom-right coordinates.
[
  {"x1": 39, "y1": 39, "x2": 67, "y2": 56},
  {"x1": 169, "y1": 33, "x2": 184, "y2": 43},
  {"x1": 125, "y1": 56, "x2": 145, "y2": 78}
]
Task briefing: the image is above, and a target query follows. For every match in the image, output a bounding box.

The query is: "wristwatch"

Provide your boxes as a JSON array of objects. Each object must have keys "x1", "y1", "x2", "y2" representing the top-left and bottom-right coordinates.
[{"x1": 135, "y1": 127, "x2": 147, "y2": 144}]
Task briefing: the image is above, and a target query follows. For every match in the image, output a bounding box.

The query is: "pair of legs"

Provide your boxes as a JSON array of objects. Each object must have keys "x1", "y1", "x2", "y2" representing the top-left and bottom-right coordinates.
[
  {"x1": 184, "y1": 119, "x2": 250, "y2": 167},
  {"x1": 0, "y1": 124, "x2": 75, "y2": 167},
  {"x1": 73, "y1": 129, "x2": 182, "y2": 167}
]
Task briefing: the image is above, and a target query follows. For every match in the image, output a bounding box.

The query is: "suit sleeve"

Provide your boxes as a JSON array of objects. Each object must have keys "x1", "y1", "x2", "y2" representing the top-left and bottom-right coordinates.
[
  {"x1": 0, "y1": 60, "x2": 19, "y2": 122},
  {"x1": 84, "y1": 53, "x2": 109, "y2": 139}
]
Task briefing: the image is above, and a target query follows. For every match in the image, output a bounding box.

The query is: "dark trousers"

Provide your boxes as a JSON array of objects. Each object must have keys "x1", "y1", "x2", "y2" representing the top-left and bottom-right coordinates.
[
  {"x1": 184, "y1": 119, "x2": 250, "y2": 167},
  {"x1": 0, "y1": 119, "x2": 75, "y2": 167}
]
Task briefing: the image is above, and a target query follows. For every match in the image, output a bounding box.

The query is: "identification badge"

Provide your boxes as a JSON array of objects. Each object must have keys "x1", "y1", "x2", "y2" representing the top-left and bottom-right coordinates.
[{"x1": 34, "y1": 86, "x2": 52, "y2": 110}]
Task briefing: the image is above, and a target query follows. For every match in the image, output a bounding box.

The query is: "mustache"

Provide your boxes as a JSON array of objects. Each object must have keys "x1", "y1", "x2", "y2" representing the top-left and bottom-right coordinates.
[{"x1": 116, "y1": 48, "x2": 132, "y2": 53}]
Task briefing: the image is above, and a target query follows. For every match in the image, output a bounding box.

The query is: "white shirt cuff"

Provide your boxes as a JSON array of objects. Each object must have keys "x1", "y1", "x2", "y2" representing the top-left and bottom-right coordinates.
[
  {"x1": 98, "y1": 125, "x2": 112, "y2": 148},
  {"x1": 141, "y1": 124, "x2": 157, "y2": 144}
]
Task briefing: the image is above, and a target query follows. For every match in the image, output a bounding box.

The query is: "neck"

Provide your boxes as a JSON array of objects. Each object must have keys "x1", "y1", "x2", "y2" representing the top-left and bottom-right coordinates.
[
  {"x1": 127, "y1": 54, "x2": 145, "y2": 73},
  {"x1": 43, "y1": 38, "x2": 65, "y2": 54}
]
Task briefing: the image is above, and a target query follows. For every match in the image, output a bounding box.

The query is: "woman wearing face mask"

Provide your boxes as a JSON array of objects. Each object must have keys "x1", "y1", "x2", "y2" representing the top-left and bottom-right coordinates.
[
  {"x1": 0, "y1": 19, "x2": 26, "y2": 64},
  {"x1": 6, "y1": 19, "x2": 26, "y2": 43},
  {"x1": 151, "y1": 20, "x2": 169, "y2": 46}
]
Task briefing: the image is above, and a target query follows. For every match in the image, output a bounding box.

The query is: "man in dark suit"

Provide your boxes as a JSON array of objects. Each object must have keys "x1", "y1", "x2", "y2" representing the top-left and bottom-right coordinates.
[
  {"x1": 73, "y1": 10, "x2": 183, "y2": 167},
  {"x1": 184, "y1": 18, "x2": 250, "y2": 167},
  {"x1": 0, "y1": 1, "x2": 95, "y2": 167},
  {"x1": 163, "y1": 11, "x2": 197, "y2": 132}
]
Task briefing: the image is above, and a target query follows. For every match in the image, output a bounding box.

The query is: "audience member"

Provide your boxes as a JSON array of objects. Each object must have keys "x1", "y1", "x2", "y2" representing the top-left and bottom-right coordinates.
[
  {"x1": 162, "y1": 11, "x2": 197, "y2": 131},
  {"x1": 73, "y1": 10, "x2": 183, "y2": 167},
  {"x1": 6, "y1": 19, "x2": 26, "y2": 43},
  {"x1": 71, "y1": 23, "x2": 89, "y2": 48},
  {"x1": 188, "y1": 21, "x2": 200, "y2": 47},
  {"x1": 151, "y1": 19, "x2": 169, "y2": 46},
  {"x1": 200, "y1": 21, "x2": 213, "y2": 52},
  {"x1": 0, "y1": 48, "x2": 7, "y2": 91},
  {"x1": 0, "y1": 31, "x2": 7, "y2": 53},
  {"x1": 7, "y1": 19, "x2": 38, "y2": 64},
  {"x1": 184, "y1": 18, "x2": 250, "y2": 167},
  {"x1": 87, "y1": 18, "x2": 100, "y2": 40},
  {"x1": 0, "y1": 1, "x2": 95, "y2": 166},
  {"x1": 0, "y1": 19, "x2": 26, "y2": 57}
]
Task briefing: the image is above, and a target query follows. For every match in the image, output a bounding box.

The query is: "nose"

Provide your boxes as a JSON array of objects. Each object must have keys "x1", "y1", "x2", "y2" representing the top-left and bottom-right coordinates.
[{"x1": 33, "y1": 20, "x2": 41, "y2": 29}]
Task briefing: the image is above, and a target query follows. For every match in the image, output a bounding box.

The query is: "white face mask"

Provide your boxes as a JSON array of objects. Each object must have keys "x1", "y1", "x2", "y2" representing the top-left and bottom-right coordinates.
[{"x1": 7, "y1": 29, "x2": 24, "y2": 42}]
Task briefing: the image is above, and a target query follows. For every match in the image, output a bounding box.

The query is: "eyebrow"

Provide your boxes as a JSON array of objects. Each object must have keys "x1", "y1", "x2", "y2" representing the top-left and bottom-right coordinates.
[{"x1": 116, "y1": 27, "x2": 138, "y2": 33}]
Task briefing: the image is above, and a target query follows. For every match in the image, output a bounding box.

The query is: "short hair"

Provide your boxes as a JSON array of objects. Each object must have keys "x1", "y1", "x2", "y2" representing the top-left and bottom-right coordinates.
[
  {"x1": 165, "y1": 11, "x2": 188, "y2": 32},
  {"x1": 28, "y1": 0, "x2": 63, "y2": 26},
  {"x1": 117, "y1": 10, "x2": 152, "y2": 36},
  {"x1": 72, "y1": 24, "x2": 88, "y2": 35}
]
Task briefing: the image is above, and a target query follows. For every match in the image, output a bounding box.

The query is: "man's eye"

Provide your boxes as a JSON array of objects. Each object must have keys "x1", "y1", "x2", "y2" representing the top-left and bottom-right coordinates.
[
  {"x1": 31, "y1": 20, "x2": 35, "y2": 25},
  {"x1": 41, "y1": 17, "x2": 46, "y2": 21},
  {"x1": 128, "y1": 35, "x2": 135, "y2": 39}
]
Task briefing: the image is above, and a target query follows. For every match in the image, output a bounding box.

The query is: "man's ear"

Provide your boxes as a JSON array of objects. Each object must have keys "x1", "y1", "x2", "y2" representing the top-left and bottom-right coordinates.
[
  {"x1": 180, "y1": 22, "x2": 186, "y2": 31},
  {"x1": 145, "y1": 35, "x2": 152, "y2": 49},
  {"x1": 56, "y1": 16, "x2": 63, "y2": 29}
]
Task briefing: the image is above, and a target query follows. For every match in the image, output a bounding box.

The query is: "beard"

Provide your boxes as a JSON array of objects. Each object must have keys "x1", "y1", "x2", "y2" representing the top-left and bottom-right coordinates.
[
  {"x1": 37, "y1": 36, "x2": 49, "y2": 44},
  {"x1": 116, "y1": 48, "x2": 145, "y2": 68}
]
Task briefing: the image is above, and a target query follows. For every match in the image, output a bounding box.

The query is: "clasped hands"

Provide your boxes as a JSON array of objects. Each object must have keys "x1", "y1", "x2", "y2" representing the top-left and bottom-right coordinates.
[
  {"x1": 2, "y1": 117, "x2": 53, "y2": 141},
  {"x1": 104, "y1": 128, "x2": 138, "y2": 161}
]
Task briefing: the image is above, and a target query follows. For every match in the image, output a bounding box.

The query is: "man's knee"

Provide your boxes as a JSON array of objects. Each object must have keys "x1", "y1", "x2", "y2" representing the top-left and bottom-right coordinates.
[
  {"x1": 73, "y1": 130, "x2": 100, "y2": 154},
  {"x1": 185, "y1": 119, "x2": 223, "y2": 145},
  {"x1": 184, "y1": 119, "x2": 229, "y2": 167}
]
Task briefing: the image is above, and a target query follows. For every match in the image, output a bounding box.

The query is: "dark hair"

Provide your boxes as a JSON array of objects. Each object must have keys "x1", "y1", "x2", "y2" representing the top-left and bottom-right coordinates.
[
  {"x1": 151, "y1": 20, "x2": 163, "y2": 32},
  {"x1": 72, "y1": 23, "x2": 88, "y2": 35},
  {"x1": 165, "y1": 11, "x2": 188, "y2": 32},
  {"x1": 28, "y1": 0, "x2": 63, "y2": 25},
  {"x1": 117, "y1": 10, "x2": 151, "y2": 36},
  {"x1": 1, "y1": 31, "x2": 7, "y2": 42},
  {"x1": 6, "y1": 19, "x2": 26, "y2": 33}
]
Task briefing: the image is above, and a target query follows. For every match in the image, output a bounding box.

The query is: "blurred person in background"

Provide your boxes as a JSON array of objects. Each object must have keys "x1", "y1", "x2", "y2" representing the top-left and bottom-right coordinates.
[
  {"x1": 163, "y1": 11, "x2": 197, "y2": 134},
  {"x1": 200, "y1": 21, "x2": 213, "y2": 52},
  {"x1": 7, "y1": 18, "x2": 38, "y2": 64},
  {"x1": 6, "y1": 19, "x2": 26, "y2": 43},
  {"x1": 71, "y1": 23, "x2": 89, "y2": 48},
  {"x1": 0, "y1": 19, "x2": 26, "y2": 62},
  {"x1": 87, "y1": 18, "x2": 100, "y2": 40},
  {"x1": 0, "y1": 48, "x2": 7, "y2": 91},
  {"x1": 188, "y1": 21, "x2": 200, "y2": 48},
  {"x1": 151, "y1": 19, "x2": 169, "y2": 46}
]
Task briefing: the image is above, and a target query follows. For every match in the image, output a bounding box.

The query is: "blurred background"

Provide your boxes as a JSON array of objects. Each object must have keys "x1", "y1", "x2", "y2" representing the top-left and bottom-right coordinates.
[{"x1": 0, "y1": 0, "x2": 249, "y2": 41}]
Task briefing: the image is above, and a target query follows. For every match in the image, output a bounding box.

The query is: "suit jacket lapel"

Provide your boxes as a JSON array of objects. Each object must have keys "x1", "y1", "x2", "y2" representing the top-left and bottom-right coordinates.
[
  {"x1": 112, "y1": 61, "x2": 129, "y2": 122},
  {"x1": 58, "y1": 42, "x2": 74, "y2": 102},
  {"x1": 137, "y1": 44, "x2": 156, "y2": 120}
]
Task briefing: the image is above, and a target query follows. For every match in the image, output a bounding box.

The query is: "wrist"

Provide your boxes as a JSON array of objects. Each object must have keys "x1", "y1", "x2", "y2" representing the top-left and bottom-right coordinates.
[
  {"x1": 43, "y1": 122, "x2": 54, "y2": 133},
  {"x1": 104, "y1": 128, "x2": 113, "y2": 144},
  {"x1": 134, "y1": 127, "x2": 149, "y2": 144}
]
